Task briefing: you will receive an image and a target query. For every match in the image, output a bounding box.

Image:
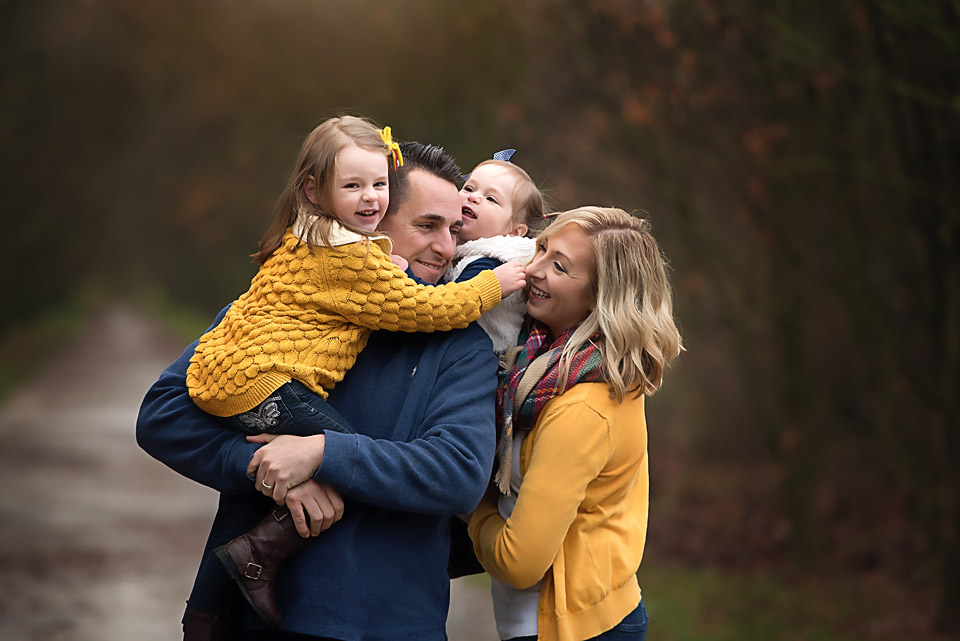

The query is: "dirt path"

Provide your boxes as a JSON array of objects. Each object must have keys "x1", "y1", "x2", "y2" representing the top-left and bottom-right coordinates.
[{"x1": 0, "y1": 306, "x2": 495, "y2": 640}]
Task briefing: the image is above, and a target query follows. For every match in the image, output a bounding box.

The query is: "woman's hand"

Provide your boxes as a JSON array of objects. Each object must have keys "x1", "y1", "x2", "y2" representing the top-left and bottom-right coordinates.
[
  {"x1": 285, "y1": 480, "x2": 345, "y2": 538},
  {"x1": 247, "y1": 433, "x2": 326, "y2": 504}
]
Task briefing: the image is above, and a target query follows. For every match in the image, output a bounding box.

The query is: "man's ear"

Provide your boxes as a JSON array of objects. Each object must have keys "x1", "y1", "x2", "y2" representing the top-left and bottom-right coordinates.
[
  {"x1": 304, "y1": 176, "x2": 319, "y2": 205},
  {"x1": 507, "y1": 223, "x2": 528, "y2": 238}
]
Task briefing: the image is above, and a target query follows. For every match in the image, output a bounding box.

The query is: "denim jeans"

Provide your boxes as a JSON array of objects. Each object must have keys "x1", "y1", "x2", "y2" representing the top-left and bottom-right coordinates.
[
  {"x1": 504, "y1": 598, "x2": 648, "y2": 641},
  {"x1": 229, "y1": 380, "x2": 353, "y2": 437}
]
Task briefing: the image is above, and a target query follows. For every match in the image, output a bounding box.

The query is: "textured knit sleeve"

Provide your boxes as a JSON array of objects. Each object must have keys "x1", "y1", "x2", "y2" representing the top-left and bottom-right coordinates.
[
  {"x1": 322, "y1": 241, "x2": 502, "y2": 332},
  {"x1": 468, "y1": 394, "x2": 612, "y2": 589}
]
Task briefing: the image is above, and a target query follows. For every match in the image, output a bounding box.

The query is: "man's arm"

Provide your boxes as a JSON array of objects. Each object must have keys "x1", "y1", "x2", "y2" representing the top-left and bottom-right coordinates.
[
  {"x1": 142, "y1": 307, "x2": 497, "y2": 515},
  {"x1": 135, "y1": 306, "x2": 260, "y2": 494},
  {"x1": 318, "y1": 340, "x2": 498, "y2": 516}
]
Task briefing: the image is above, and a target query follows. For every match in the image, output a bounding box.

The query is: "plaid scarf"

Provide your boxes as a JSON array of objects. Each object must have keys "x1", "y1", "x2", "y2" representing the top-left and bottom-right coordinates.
[{"x1": 494, "y1": 317, "x2": 605, "y2": 495}]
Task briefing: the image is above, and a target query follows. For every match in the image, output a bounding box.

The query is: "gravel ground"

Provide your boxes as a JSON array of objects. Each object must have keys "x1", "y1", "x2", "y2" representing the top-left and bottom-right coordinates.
[{"x1": 0, "y1": 306, "x2": 496, "y2": 640}]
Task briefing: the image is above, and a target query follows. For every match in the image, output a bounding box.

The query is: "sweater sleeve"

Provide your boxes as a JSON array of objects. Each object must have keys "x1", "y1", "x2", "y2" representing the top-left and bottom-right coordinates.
[
  {"x1": 322, "y1": 242, "x2": 502, "y2": 332},
  {"x1": 135, "y1": 306, "x2": 271, "y2": 494},
  {"x1": 317, "y1": 340, "x2": 498, "y2": 515},
  {"x1": 468, "y1": 395, "x2": 612, "y2": 589}
]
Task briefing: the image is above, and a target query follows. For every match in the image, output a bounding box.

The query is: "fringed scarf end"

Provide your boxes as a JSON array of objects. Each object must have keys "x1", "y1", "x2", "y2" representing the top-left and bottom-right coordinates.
[
  {"x1": 493, "y1": 468, "x2": 512, "y2": 497},
  {"x1": 493, "y1": 415, "x2": 514, "y2": 497}
]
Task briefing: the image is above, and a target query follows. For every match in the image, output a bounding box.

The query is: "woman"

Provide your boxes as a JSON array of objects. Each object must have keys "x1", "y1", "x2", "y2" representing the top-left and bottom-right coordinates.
[{"x1": 468, "y1": 207, "x2": 682, "y2": 641}]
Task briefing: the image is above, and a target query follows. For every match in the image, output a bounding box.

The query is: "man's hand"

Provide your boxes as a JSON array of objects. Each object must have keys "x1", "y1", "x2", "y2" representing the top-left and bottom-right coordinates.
[
  {"x1": 285, "y1": 480, "x2": 345, "y2": 538},
  {"x1": 247, "y1": 433, "x2": 326, "y2": 504}
]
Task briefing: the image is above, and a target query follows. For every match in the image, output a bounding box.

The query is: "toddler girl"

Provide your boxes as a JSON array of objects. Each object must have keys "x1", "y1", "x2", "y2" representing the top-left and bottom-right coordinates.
[
  {"x1": 444, "y1": 153, "x2": 549, "y2": 581},
  {"x1": 445, "y1": 153, "x2": 547, "y2": 354},
  {"x1": 183, "y1": 116, "x2": 525, "y2": 631}
]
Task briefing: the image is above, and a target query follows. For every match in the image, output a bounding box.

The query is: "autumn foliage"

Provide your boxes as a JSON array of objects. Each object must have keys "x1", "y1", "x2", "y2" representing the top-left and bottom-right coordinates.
[{"x1": 3, "y1": 0, "x2": 958, "y2": 635}]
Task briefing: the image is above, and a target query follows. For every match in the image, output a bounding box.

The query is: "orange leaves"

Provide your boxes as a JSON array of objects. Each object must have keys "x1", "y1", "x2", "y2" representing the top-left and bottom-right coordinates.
[
  {"x1": 743, "y1": 124, "x2": 788, "y2": 160},
  {"x1": 589, "y1": 0, "x2": 672, "y2": 40},
  {"x1": 622, "y1": 96, "x2": 652, "y2": 126}
]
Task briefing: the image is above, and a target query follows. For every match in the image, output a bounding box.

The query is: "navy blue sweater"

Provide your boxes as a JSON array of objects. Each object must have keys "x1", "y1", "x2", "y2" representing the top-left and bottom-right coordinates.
[{"x1": 136, "y1": 306, "x2": 498, "y2": 640}]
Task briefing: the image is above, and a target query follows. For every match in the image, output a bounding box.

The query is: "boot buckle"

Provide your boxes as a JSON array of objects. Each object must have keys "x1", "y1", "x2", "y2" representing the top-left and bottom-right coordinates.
[
  {"x1": 244, "y1": 562, "x2": 263, "y2": 580},
  {"x1": 273, "y1": 509, "x2": 289, "y2": 522}
]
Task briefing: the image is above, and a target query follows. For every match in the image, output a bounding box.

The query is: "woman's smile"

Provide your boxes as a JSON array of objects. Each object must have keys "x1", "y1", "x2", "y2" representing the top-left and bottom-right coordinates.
[{"x1": 527, "y1": 283, "x2": 549, "y2": 300}]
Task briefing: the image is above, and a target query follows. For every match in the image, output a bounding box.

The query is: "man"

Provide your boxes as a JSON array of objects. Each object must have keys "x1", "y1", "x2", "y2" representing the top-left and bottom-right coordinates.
[{"x1": 137, "y1": 142, "x2": 498, "y2": 640}]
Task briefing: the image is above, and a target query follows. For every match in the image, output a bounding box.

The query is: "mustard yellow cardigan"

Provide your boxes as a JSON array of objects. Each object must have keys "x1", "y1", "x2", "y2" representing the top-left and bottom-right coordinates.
[
  {"x1": 187, "y1": 225, "x2": 501, "y2": 417},
  {"x1": 469, "y1": 383, "x2": 648, "y2": 641}
]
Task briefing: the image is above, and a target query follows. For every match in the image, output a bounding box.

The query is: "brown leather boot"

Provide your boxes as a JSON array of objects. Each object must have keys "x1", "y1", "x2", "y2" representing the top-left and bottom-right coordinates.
[
  {"x1": 213, "y1": 506, "x2": 310, "y2": 627},
  {"x1": 182, "y1": 605, "x2": 239, "y2": 641}
]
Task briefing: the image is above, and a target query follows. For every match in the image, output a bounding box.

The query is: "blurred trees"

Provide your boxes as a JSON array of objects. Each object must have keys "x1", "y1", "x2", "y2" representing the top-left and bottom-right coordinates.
[
  {"x1": 1, "y1": 0, "x2": 516, "y2": 318},
  {"x1": 507, "y1": 0, "x2": 960, "y2": 629},
  {"x1": 2, "y1": 0, "x2": 958, "y2": 632}
]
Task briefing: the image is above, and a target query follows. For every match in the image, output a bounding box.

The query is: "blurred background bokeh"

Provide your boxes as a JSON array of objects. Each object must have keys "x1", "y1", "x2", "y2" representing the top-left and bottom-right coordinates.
[{"x1": 2, "y1": 1, "x2": 958, "y2": 639}]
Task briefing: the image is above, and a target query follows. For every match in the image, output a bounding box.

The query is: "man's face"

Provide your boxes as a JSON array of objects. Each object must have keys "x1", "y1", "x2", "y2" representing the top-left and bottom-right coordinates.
[{"x1": 378, "y1": 170, "x2": 462, "y2": 283}]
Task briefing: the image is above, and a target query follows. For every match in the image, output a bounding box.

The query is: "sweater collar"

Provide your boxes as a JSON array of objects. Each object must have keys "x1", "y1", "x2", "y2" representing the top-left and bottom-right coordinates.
[{"x1": 292, "y1": 213, "x2": 393, "y2": 253}]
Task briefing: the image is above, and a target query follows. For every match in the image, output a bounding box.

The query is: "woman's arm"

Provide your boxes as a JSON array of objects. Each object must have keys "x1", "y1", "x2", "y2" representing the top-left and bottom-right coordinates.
[{"x1": 468, "y1": 396, "x2": 612, "y2": 588}]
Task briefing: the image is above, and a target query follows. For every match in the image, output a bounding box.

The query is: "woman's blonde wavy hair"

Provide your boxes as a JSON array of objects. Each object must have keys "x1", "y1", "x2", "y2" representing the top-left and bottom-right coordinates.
[{"x1": 543, "y1": 206, "x2": 683, "y2": 400}]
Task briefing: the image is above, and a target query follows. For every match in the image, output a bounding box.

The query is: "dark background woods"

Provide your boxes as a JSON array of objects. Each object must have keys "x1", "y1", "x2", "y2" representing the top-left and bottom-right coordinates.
[{"x1": 3, "y1": 1, "x2": 958, "y2": 637}]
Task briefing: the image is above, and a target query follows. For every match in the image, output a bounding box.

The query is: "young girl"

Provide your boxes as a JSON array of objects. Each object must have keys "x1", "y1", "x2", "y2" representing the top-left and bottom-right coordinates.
[
  {"x1": 183, "y1": 116, "x2": 526, "y2": 631},
  {"x1": 468, "y1": 208, "x2": 683, "y2": 641},
  {"x1": 446, "y1": 154, "x2": 547, "y2": 354}
]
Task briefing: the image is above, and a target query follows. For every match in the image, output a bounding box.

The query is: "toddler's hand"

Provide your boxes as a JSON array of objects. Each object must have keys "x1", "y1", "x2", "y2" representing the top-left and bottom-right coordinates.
[
  {"x1": 390, "y1": 253, "x2": 409, "y2": 271},
  {"x1": 493, "y1": 262, "x2": 527, "y2": 297}
]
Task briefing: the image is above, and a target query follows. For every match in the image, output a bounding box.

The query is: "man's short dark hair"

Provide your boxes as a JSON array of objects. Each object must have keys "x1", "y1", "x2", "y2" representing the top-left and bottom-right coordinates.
[{"x1": 386, "y1": 142, "x2": 462, "y2": 216}]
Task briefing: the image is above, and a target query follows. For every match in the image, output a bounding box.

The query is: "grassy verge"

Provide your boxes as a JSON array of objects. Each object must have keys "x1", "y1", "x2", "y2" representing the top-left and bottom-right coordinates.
[
  {"x1": 639, "y1": 562, "x2": 945, "y2": 641},
  {"x1": 132, "y1": 291, "x2": 217, "y2": 344},
  {"x1": 0, "y1": 292, "x2": 213, "y2": 403},
  {"x1": 0, "y1": 299, "x2": 91, "y2": 401}
]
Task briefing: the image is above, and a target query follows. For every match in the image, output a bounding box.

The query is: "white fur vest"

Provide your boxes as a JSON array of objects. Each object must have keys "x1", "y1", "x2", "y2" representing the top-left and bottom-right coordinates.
[{"x1": 445, "y1": 235, "x2": 536, "y2": 354}]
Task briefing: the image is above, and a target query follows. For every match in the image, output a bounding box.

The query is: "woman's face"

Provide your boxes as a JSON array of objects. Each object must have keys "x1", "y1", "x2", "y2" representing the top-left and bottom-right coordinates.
[{"x1": 524, "y1": 223, "x2": 596, "y2": 337}]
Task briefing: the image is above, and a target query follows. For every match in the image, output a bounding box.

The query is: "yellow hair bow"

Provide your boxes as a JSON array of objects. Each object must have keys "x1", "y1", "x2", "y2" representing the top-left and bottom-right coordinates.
[{"x1": 378, "y1": 126, "x2": 404, "y2": 170}]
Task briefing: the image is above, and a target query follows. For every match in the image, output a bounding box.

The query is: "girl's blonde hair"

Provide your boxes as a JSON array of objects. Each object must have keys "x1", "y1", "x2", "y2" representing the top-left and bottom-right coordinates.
[
  {"x1": 472, "y1": 159, "x2": 547, "y2": 237},
  {"x1": 544, "y1": 206, "x2": 683, "y2": 400},
  {"x1": 252, "y1": 115, "x2": 390, "y2": 264}
]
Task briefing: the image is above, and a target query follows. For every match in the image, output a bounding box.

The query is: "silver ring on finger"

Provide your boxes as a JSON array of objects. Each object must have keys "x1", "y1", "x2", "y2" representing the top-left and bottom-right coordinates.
[{"x1": 261, "y1": 480, "x2": 274, "y2": 490}]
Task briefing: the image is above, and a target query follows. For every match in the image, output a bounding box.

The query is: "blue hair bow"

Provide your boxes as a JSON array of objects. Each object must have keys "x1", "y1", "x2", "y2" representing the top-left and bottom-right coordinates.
[{"x1": 462, "y1": 148, "x2": 518, "y2": 181}]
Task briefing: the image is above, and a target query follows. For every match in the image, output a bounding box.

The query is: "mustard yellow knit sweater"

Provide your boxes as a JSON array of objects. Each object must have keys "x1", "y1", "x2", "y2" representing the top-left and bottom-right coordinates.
[
  {"x1": 469, "y1": 384, "x2": 648, "y2": 641},
  {"x1": 187, "y1": 226, "x2": 502, "y2": 417}
]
